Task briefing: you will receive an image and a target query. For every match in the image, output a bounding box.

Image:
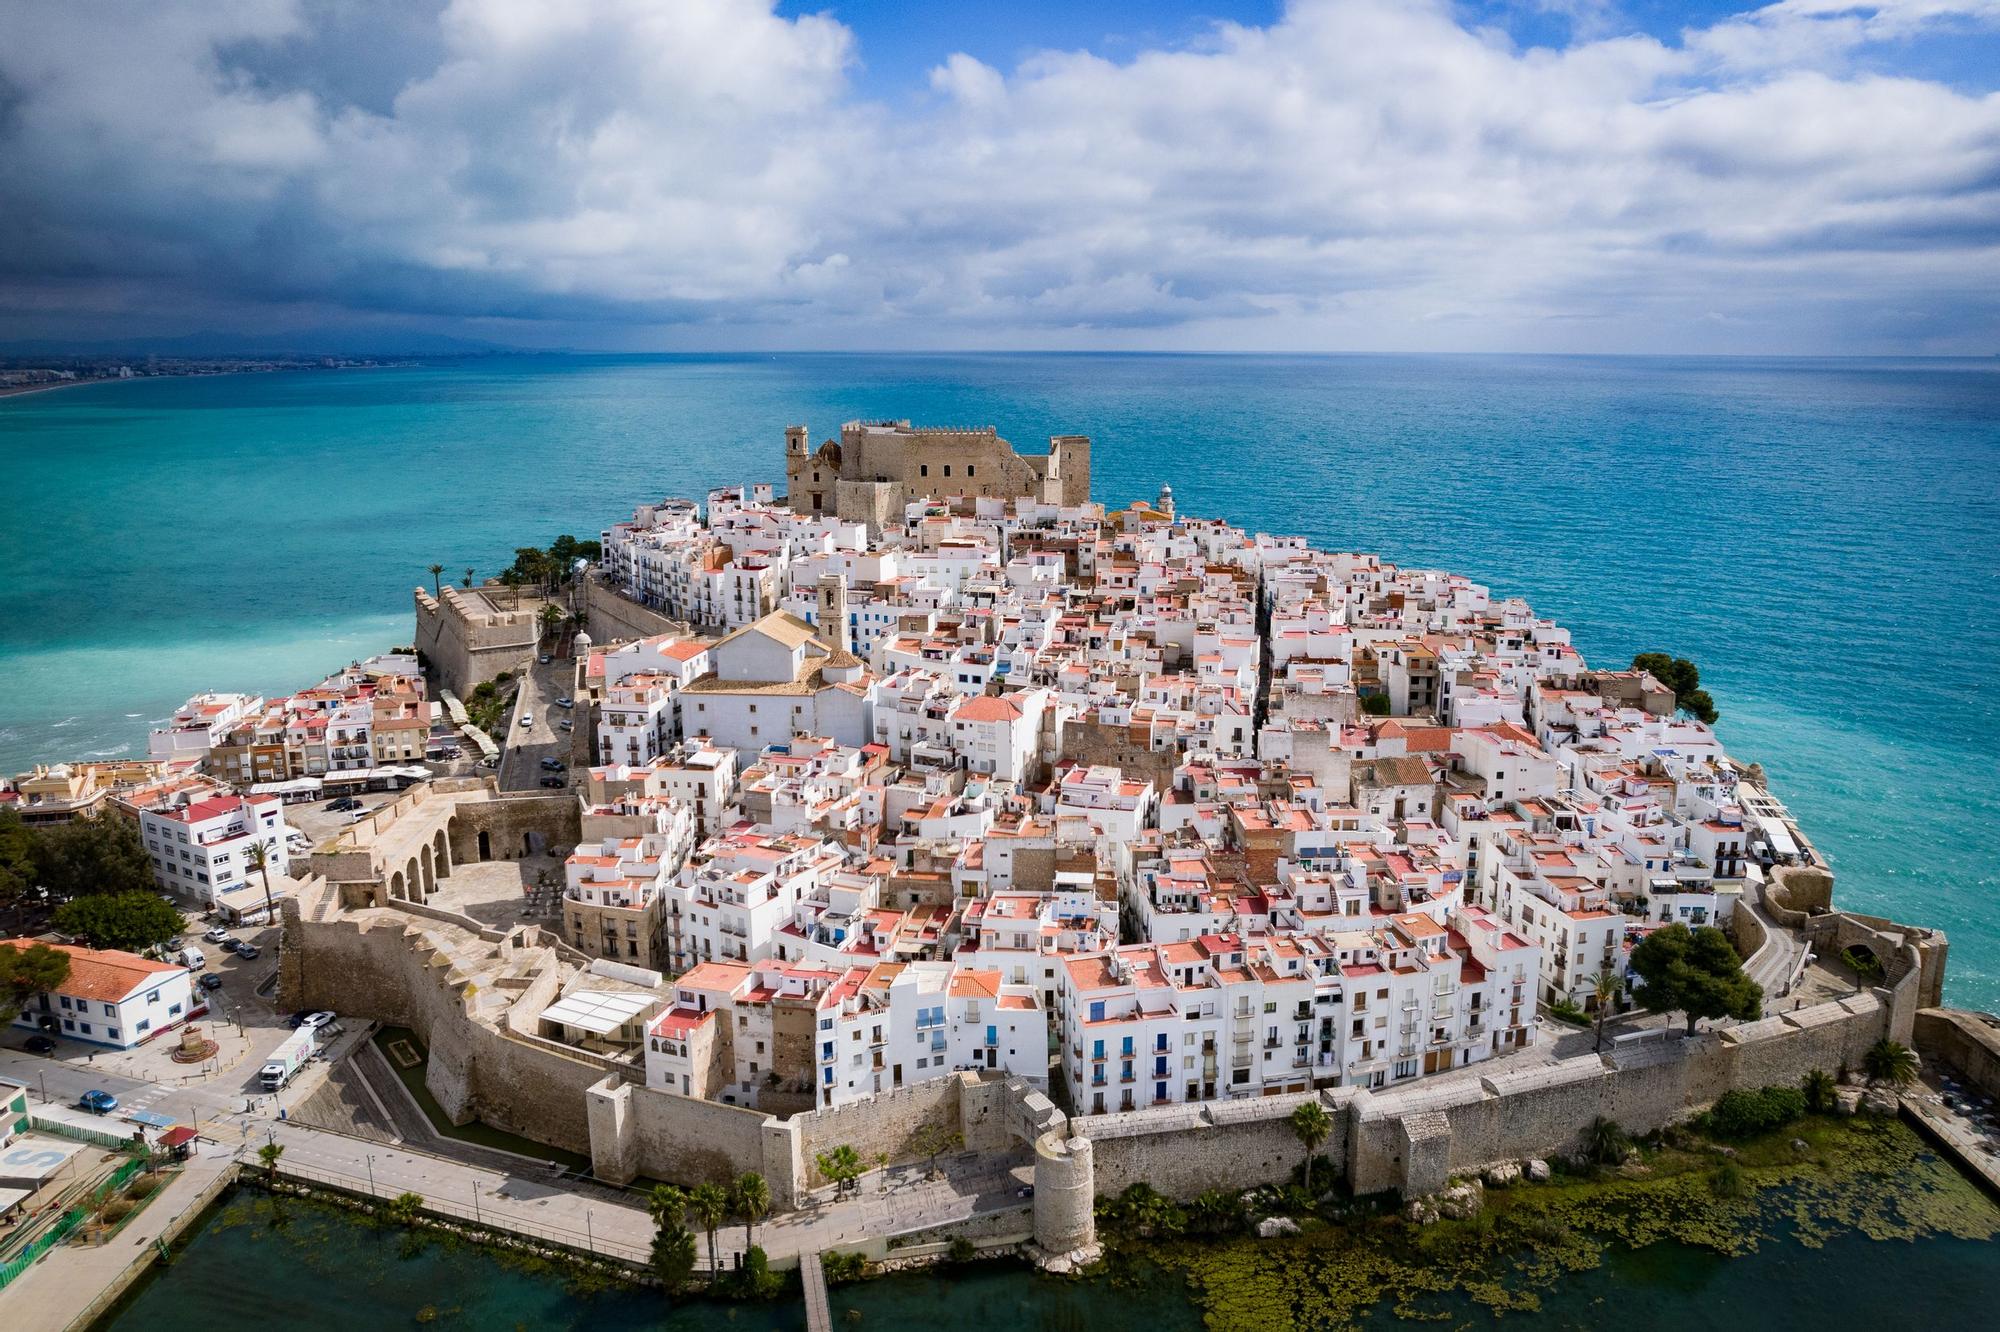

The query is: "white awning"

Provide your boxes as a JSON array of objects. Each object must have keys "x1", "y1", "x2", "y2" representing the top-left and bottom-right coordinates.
[{"x1": 540, "y1": 990, "x2": 657, "y2": 1035}]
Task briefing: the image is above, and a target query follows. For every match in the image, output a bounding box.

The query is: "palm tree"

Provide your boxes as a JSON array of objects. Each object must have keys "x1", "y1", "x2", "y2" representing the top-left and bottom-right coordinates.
[
  {"x1": 688, "y1": 1182, "x2": 728, "y2": 1279},
  {"x1": 647, "y1": 1183, "x2": 686, "y2": 1227},
  {"x1": 246, "y1": 839, "x2": 279, "y2": 933},
  {"x1": 499, "y1": 568, "x2": 524, "y2": 610},
  {"x1": 427, "y1": 563, "x2": 444, "y2": 598},
  {"x1": 1289, "y1": 1099, "x2": 1332, "y2": 1194},
  {"x1": 1591, "y1": 970, "x2": 1620, "y2": 1053},
  {"x1": 650, "y1": 1223, "x2": 697, "y2": 1292},
  {"x1": 732, "y1": 1172, "x2": 769, "y2": 1253},
  {"x1": 538, "y1": 603, "x2": 565, "y2": 646},
  {"x1": 1862, "y1": 1038, "x2": 1919, "y2": 1090},
  {"x1": 1585, "y1": 1116, "x2": 1629, "y2": 1166},
  {"x1": 874, "y1": 1150, "x2": 890, "y2": 1194},
  {"x1": 257, "y1": 1141, "x2": 284, "y2": 1183},
  {"x1": 385, "y1": 1191, "x2": 424, "y2": 1226},
  {"x1": 1801, "y1": 1067, "x2": 1838, "y2": 1113},
  {"x1": 461, "y1": 566, "x2": 475, "y2": 589}
]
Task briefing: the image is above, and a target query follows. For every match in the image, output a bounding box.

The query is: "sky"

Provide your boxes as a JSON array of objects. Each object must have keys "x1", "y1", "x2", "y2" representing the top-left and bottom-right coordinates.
[{"x1": 1, "y1": 0, "x2": 1997, "y2": 355}]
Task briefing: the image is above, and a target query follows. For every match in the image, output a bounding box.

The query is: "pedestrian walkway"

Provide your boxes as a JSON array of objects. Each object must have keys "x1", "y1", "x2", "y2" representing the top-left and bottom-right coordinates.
[{"x1": 800, "y1": 1250, "x2": 831, "y2": 1332}]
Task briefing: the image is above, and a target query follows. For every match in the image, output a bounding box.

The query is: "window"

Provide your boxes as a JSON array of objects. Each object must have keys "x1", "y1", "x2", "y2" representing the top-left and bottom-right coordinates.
[
  {"x1": 943, "y1": 465, "x2": 952, "y2": 477},
  {"x1": 966, "y1": 465, "x2": 975, "y2": 477},
  {"x1": 1088, "y1": 1000, "x2": 1105, "y2": 1022},
  {"x1": 919, "y1": 464, "x2": 929, "y2": 477}
]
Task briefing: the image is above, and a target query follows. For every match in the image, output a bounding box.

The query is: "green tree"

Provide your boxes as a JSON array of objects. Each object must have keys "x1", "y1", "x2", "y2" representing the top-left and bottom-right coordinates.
[
  {"x1": 0, "y1": 809, "x2": 37, "y2": 910},
  {"x1": 688, "y1": 1181, "x2": 728, "y2": 1278},
  {"x1": 816, "y1": 1144, "x2": 863, "y2": 1197},
  {"x1": 732, "y1": 1172, "x2": 769, "y2": 1253},
  {"x1": 383, "y1": 1191, "x2": 424, "y2": 1226},
  {"x1": 461, "y1": 566, "x2": 475, "y2": 589},
  {"x1": 1584, "y1": 1116, "x2": 1629, "y2": 1166},
  {"x1": 1628, "y1": 923, "x2": 1762, "y2": 1037},
  {"x1": 33, "y1": 814, "x2": 154, "y2": 900},
  {"x1": 1862, "y1": 1038, "x2": 1919, "y2": 1089},
  {"x1": 1591, "y1": 969, "x2": 1621, "y2": 1053},
  {"x1": 908, "y1": 1121, "x2": 962, "y2": 1178},
  {"x1": 257, "y1": 1141, "x2": 284, "y2": 1183},
  {"x1": 0, "y1": 942, "x2": 72, "y2": 1026},
  {"x1": 650, "y1": 1224, "x2": 697, "y2": 1292},
  {"x1": 1359, "y1": 692, "x2": 1392, "y2": 717},
  {"x1": 1801, "y1": 1067, "x2": 1838, "y2": 1113},
  {"x1": 53, "y1": 891, "x2": 185, "y2": 953},
  {"x1": 498, "y1": 567, "x2": 524, "y2": 609},
  {"x1": 246, "y1": 839, "x2": 281, "y2": 931},
  {"x1": 1631, "y1": 651, "x2": 1719, "y2": 725},
  {"x1": 646, "y1": 1183, "x2": 687, "y2": 1230},
  {"x1": 538, "y1": 603, "x2": 565, "y2": 644},
  {"x1": 1289, "y1": 1099, "x2": 1332, "y2": 1194},
  {"x1": 427, "y1": 563, "x2": 443, "y2": 598}
]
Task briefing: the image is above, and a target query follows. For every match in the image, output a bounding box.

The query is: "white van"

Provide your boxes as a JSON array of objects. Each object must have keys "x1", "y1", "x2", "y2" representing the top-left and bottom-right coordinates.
[{"x1": 179, "y1": 946, "x2": 206, "y2": 971}]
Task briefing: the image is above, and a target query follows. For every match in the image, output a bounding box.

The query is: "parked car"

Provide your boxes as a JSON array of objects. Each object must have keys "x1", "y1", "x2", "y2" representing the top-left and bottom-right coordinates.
[
  {"x1": 538, "y1": 653, "x2": 552, "y2": 665},
  {"x1": 539, "y1": 758, "x2": 565, "y2": 771},
  {"x1": 519, "y1": 713, "x2": 534, "y2": 728},
  {"x1": 179, "y1": 946, "x2": 206, "y2": 971},
  {"x1": 24, "y1": 1035, "x2": 55, "y2": 1055},
  {"x1": 477, "y1": 756, "x2": 500, "y2": 769},
  {"x1": 204, "y1": 926, "x2": 230, "y2": 943},
  {"x1": 554, "y1": 697, "x2": 573, "y2": 709},
  {"x1": 220, "y1": 937, "x2": 244, "y2": 953},
  {"x1": 538, "y1": 776, "x2": 566, "y2": 789},
  {"x1": 200, "y1": 973, "x2": 225, "y2": 991},
  {"x1": 294, "y1": 1010, "x2": 336, "y2": 1031},
  {"x1": 558, "y1": 720, "x2": 573, "y2": 732},
  {"x1": 236, "y1": 944, "x2": 261, "y2": 960},
  {"x1": 78, "y1": 1090, "x2": 118, "y2": 1115}
]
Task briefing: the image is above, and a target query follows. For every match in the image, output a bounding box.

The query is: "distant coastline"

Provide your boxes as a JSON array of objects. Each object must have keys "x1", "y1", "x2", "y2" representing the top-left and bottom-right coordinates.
[{"x1": 0, "y1": 357, "x2": 416, "y2": 403}]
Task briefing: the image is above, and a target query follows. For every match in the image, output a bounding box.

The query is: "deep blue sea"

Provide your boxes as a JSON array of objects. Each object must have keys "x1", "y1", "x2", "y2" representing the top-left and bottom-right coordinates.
[{"x1": 3, "y1": 354, "x2": 1995, "y2": 1005}]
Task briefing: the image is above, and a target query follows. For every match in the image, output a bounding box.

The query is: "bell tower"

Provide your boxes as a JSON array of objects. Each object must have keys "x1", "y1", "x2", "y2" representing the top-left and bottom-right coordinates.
[{"x1": 816, "y1": 573, "x2": 851, "y2": 655}]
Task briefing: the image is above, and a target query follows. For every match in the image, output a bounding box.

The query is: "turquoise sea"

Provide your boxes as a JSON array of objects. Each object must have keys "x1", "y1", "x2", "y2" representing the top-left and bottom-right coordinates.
[{"x1": 2, "y1": 354, "x2": 1996, "y2": 1005}]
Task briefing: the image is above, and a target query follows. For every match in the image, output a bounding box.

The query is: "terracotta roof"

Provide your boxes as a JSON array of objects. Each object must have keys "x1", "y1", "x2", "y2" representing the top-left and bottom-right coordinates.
[{"x1": 1, "y1": 938, "x2": 182, "y2": 1002}]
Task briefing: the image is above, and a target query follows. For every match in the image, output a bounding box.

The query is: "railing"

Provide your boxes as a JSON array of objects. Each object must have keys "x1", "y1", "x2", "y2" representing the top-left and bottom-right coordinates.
[{"x1": 272, "y1": 1158, "x2": 657, "y2": 1268}]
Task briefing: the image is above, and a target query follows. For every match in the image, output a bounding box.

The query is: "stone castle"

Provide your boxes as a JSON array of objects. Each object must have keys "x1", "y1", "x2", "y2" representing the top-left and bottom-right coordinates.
[{"x1": 785, "y1": 419, "x2": 1092, "y2": 527}]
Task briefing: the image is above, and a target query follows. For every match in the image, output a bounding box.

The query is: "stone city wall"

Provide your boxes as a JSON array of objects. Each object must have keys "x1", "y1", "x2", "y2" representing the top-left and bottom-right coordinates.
[
  {"x1": 1077, "y1": 1088, "x2": 1353, "y2": 1200},
  {"x1": 582, "y1": 576, "x2": 691, "y2": 648},
  {"x1": 794, "y1": 1074, "x2": 966, "y2": 1188},
  {"x1": 415, "y1": 586, "x2": 539, "y2": 697},
  {"x1": 1914, "y1": 1007, "x2": 2000, "y2": 1101}
]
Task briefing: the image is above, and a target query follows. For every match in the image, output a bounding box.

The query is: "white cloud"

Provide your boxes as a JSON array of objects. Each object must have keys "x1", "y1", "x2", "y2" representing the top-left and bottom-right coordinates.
[{"x1": 0, "y1": 0, "x2": 1996, "y2": 351}]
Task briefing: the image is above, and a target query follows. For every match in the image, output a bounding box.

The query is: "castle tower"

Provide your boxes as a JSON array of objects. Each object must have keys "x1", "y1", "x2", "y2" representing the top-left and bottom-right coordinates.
[
  {"x1": 785, "y1": 424, "x2": 809, "y2": 458},
  {"x1": 816, "y1": 573, "x2": 850, "y2": 655}
]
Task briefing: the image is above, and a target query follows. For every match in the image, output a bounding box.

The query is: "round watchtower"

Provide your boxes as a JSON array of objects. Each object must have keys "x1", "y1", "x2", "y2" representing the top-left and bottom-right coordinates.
[{"x1": 1032, "y1": 1129, "x2": 1097, "y2": 1259}]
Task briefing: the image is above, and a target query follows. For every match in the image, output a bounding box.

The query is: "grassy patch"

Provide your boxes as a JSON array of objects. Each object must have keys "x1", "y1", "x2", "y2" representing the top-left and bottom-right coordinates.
[{"x1": 370, "y1": 1026, "x2": 591, "y2": 1171}]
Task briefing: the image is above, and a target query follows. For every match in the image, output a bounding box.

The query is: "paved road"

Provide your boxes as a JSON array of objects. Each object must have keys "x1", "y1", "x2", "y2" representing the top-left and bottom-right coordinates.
[{"x1": 498, "y1": 653, "x2": 576, "y2": 792}]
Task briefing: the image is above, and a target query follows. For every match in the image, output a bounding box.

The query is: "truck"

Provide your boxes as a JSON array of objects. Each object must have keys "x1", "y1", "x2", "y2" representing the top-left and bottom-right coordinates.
[{"x1": 259, "y1": 1028, "x2": 316, "y2": 1092}]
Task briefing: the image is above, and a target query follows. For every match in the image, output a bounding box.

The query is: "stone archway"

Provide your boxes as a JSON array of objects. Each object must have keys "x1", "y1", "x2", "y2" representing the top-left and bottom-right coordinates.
[
  {"x1": 388, "y1": 869, "x2": 406, "y2": 902},
  {"x1": 419, "y1": 845, "x2": 436, "y2": 898},
  {"x1": 432, "y1": 828, "x2": 451, "y2": 879},
  {"x1": 477, "y1": 830, "x2": 491, "y2": 861}
]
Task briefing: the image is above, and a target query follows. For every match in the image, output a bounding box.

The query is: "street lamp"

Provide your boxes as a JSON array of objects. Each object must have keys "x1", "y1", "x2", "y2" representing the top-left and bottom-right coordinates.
[{"x1": 366, "y1": 1152, "x2": 376, "y2": 1197}]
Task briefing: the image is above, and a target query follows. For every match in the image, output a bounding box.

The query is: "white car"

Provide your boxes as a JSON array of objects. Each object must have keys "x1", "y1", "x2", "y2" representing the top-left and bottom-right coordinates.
[
  {"x1": 203, "y1": 927, "x2": 230, "y2": 943},
  {"x1": 297, "y1": 1010, "x2": 337, "y2": 1031},
  {"x1": 519, "y1": 713, "x2": 533, "y2": 727}
]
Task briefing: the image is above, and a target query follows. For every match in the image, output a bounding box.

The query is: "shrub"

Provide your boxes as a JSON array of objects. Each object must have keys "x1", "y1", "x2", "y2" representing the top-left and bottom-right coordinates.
[
  {"x1": 1546, "y1": 999, "x2": 1590, "y2": 1027},
  {"x1": 820, "y1": 1250, "x2": 868, "y2": 1284},
  {"x1": 946, "y1": 1236, "x2": 977, "y2": 1264},
  {"x1": 726, "y1": 1245, "x2": 783, "y2": 1299},
  {"x1": 1706, "y1": 1086, "x2": 1807, "y2": 1139}
]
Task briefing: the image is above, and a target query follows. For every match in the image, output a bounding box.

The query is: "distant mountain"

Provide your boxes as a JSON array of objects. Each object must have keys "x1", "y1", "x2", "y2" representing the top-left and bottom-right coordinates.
[{"x1": 0, "y1": 327, "x2": 527, "y2": 358}]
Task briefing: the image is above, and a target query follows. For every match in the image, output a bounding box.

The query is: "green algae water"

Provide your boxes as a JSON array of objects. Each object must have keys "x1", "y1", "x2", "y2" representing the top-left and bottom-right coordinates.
[{"x1": 97, "y1": 1120, "x2": 2000, "y2": 1331}]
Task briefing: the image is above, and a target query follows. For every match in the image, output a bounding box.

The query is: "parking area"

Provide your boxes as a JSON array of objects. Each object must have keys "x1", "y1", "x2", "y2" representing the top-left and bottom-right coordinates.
[
  {"x1": 0, "y1": 920, "x2": 300, "y2": 1101},
  {"x1": 284, "y1": 786, "x2": 406, "y2": 847},
  {"x1": 499, "y1": 653, "x2": 579, "y2": 791}
]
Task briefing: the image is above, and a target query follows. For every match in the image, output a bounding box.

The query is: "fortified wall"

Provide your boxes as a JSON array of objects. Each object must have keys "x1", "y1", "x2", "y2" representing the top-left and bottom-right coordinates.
[
  {"x1": 786, "y1": 419, "x2": 1091, "y2": 528},
  {"x1": 284, "y1": 776, "x2": 1951, "y2": 1262},
  {"x1": 581, "y1": 573, "x2": 692, "y2": 647},
  {"x1": 414, "y1": 585, "x2": 540, "y2": 696}
]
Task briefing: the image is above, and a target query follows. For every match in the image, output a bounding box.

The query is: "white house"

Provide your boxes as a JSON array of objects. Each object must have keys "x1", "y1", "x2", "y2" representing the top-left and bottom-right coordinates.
[
  {"x1": 138, "y1": 791, "x2": 291, "y2": 911},
  {"x1": 3, "y1": 940, "x2": 197, "y2": 1049}
]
